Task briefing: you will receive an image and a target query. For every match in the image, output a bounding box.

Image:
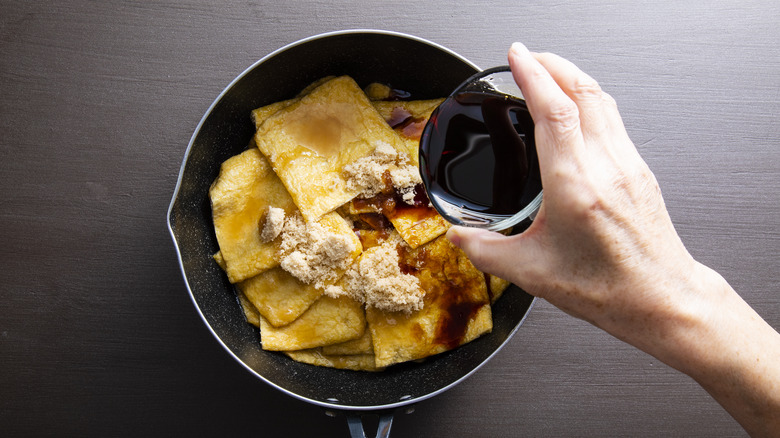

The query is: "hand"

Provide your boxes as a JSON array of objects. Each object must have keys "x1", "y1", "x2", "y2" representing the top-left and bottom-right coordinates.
[
  {"x1": 448, "y1": 42, "x2": 696, "y2": 339},
  {"x1": 447, "y1": 42, "x2": 780, "y2": 437}
]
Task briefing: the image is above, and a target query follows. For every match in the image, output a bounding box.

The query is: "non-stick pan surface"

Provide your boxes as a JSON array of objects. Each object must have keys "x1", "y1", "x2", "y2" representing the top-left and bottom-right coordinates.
[{"x1": 167, "y1": 30, "x2": 535, "y2": 411}]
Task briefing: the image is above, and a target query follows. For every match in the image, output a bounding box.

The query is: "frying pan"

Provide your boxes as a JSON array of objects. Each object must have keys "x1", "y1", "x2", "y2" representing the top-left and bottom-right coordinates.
[{"x1": 167, "y1": 29, "x2": 535, "y2": 437}]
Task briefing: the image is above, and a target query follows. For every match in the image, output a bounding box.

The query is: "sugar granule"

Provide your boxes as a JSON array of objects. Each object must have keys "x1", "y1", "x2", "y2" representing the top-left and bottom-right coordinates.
[{"x1": 277, "y1": 213, "x2": 357, "y2": 290}]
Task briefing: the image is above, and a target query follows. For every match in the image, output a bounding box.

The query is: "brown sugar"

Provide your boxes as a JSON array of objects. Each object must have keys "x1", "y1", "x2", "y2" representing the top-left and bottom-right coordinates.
[
  {"x1": 277, "y1": 213, "x2": 357, "y2": 290},
  {"x1": 343, "y1": 140, "x2": 421, "y2": 204},
  {"x1": 326, "y1": 235, "x2": 424, "y2": 314},
  {"x1": 259, "y1": 206, "x2": 286, "y2": 243}
]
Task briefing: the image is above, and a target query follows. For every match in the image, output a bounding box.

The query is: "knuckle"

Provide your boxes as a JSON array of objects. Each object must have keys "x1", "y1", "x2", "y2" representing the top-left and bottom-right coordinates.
[
  {"x1": 570, "y1": 75, "x2": 603, "y2": 100},
  {"x1": 545, "y1": 99, "x2": 581, "y2": 135},
  {"x1": 601, "y1": 90, "x2": 618, "y2": 109},
  {"x1": 528, "y1": 59, "x2": 553, "y2": 81},
  {"x1": 637, "y1": 167, "x2": 663, "y2": 200}
]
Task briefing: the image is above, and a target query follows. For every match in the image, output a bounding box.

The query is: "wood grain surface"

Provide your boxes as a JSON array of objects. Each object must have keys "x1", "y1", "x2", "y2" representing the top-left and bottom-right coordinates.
[{"x1": 2, "y1": 1, "x2": 778, "y2": 436}]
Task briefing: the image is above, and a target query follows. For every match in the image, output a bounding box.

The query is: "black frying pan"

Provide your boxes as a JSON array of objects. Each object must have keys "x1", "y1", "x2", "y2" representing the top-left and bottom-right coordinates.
[{"x1": 167, "y1": 30, "x2": 535, "y2": 437}]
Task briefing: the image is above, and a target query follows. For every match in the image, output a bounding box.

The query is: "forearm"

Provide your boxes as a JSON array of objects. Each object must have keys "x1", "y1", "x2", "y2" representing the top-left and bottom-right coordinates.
[
  {"x1": 455, "y1": 43, "x2": 780, "y2": 436},
  {"x1": 622, "y1": 264, "x2": 780, "y2": 437}
]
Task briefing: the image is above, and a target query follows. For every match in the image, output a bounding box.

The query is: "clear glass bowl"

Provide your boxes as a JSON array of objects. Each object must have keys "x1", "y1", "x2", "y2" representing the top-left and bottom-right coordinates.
[{"x1": 420, "y1": 66, "x2": 543, "y2": 231}]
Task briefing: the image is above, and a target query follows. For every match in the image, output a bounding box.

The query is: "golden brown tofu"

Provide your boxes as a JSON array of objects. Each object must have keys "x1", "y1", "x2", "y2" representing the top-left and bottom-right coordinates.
[
  {"x1": 372, "y1": 99, "x2": 444, "y2": 165},
  {"x1": 259, "y1": 295, "x2": 365, "y2": 351},
  {"x1": 285, "y1": 349, "x2": 383, "y2": 371},
  {"x1": 367, "y1": 236, "x2": 492, "y2": 368},
  {"x1": 251, "y1": 99, "x2": 297, "y2": 131},
  {"x1": 321, "y1": 327, "x2": 373, "y2": 355},
  {"x1": 237, "y1": 267, "x2": 323, "y2": 327},
  {"x1": 488, "y1": 274, "x2": 513, "y2": 304},
  {"x1": 211, "y1": 76, "x2": 502, "y2": 373},
  {"x1": 209, "y1": 148, "x2": 296, "y2": 283},
  {"x1": 237, "y1": 291, "x2": 261, "y2": 328},
  {"x1": 386, "y1": 204, "x2": 450, "y2": 249},
  {"x1": 254, "y1": 76, "x2": 410, "y2": 222}
]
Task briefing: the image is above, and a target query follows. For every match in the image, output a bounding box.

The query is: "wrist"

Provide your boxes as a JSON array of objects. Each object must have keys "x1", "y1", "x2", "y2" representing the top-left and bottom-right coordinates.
[
  {"x1": 594, "y1": 257, "x2": 743, "y2": 375},
  {"x1": 644, "y1": 263, "x2": 732, "y2": 374},
  {"x1": 634, "y1": 263, "x2": 780, "y2": 435}
]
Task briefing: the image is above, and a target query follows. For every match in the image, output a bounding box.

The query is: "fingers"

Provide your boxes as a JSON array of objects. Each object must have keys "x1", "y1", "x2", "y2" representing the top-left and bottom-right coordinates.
[
  {"x1": 509, "y1": 43, "x2": 642, "y2": 179},
  {"x1": 531, "y1": 52, "x2": 629, "y2": 144},
  {"x1": 446, "y1": 226, "x2": 539, "y2": 289},
  {"x1": 507, "y1": 43, "x2": 585, "y2": 163}
]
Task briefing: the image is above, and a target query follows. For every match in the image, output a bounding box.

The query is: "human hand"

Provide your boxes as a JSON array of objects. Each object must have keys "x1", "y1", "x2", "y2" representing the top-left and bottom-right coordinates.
[
  {"x1": 447, "y1": 43, "x2": 780, "y2": 436},
  {"x1": 448, "y1": 42, "x2": 698, "y2": 341}
]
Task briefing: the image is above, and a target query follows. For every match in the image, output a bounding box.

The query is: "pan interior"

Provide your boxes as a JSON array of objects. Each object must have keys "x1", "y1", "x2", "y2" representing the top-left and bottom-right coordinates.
[{"x1": 168, "y1": 30, "x2": 534, "y2": 409}]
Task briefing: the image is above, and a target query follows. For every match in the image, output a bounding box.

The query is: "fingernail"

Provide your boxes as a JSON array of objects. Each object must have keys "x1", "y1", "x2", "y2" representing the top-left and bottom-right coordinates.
[
  {"x1": 510, "y1": 42, "x2": 530, "y2": 57},
  {"x1": 446, "y1": 227, "x2": 463, "y2": 246}
]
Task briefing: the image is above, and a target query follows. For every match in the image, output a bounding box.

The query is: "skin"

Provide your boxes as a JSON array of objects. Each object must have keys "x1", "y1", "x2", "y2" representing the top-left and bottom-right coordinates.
[{"x1": 446, "y1": 42, "x2": 780, "y2": 437}]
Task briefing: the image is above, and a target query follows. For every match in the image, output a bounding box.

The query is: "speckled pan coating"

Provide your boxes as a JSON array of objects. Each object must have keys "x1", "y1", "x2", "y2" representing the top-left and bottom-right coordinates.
[{"x1": 167, "y1": 29, "x2": 535, "y2": 412}]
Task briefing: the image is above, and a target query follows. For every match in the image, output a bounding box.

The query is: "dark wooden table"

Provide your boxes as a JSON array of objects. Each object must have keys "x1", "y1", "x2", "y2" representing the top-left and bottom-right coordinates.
[{"x1": 2, "y1": 1, "x2": 778, "y2": 436}]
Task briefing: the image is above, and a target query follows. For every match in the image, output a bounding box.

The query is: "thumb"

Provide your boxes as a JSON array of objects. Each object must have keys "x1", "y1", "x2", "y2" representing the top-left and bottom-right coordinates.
[{"x1": 446, "y1": 226, "x2": 533, "y2": 287}]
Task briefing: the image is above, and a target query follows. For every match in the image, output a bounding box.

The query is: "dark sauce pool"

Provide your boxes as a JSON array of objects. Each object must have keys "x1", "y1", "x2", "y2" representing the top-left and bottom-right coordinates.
[{"x1": 420, "y1": 90, "x2": 542, "y2": 224}]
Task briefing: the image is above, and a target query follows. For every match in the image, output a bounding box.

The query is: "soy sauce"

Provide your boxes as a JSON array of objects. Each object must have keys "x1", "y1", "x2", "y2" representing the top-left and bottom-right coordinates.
[{"x1": 420, "y1": 92, "x2": 541, "y2": 217}]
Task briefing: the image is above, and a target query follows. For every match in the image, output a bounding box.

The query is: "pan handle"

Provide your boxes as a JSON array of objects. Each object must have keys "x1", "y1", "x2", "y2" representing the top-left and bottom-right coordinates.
[{"x1": 345, "y1": 412, "x2": 394, "y2": 438}]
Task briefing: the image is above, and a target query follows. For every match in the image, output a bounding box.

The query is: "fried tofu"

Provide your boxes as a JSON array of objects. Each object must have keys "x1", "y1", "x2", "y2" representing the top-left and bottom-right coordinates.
[
  {"x1": 210, "y1": 76, "x2": 503, "y2": 372},
  {"x1": 237, "y1": 267, "x2": 323, "y2": 327},
  {"x1": 285, "y1": 349, "x2": 382, "y2": 372},
  {"x1": 250, "y1": 78, "x2": 337, "y2": 131},
  {"x1": 237, "y1": 290, "x2": 261, "y2": 328},
  {"x1": 348, "y1": 193, "x2": 450, "y2": 249},
  {"x1": 488, "y1": 274, "x2": 513, "y2": 304},
  {"x1": 321, "y1": 327, "x2": 373, "y2": 355},
  {"x1": 372, "y1": 99, "x2": 444, "y2": 165},
  {"x1": 209, "y1": 147, "x2": 296, "y2": 283},
  {"x1": 254, "y1": 76, "x2": 410, "y2": 222},
  {"x1": 386, "y1": 204, "x2": 450, "y2": 249},
  {"x1": 251, "y1": 99, "x2": 297, "y2": 131},
  {"x1": 259, "y1": 295, "x2": 365, "y2": 351},
  {"x1": 366, "y1": 236, "x2": 492, "y2": 367}
]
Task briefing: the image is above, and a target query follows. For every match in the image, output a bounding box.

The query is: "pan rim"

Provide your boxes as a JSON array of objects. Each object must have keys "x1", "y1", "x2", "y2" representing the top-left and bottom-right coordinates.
[{"x1": 167, "y1": 28, "x2": 535, "y2": 411}]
